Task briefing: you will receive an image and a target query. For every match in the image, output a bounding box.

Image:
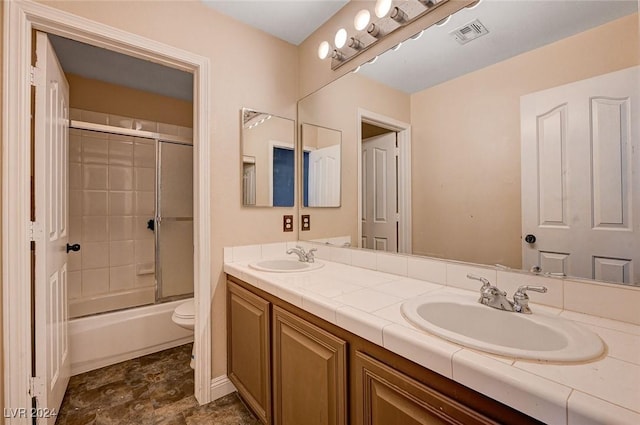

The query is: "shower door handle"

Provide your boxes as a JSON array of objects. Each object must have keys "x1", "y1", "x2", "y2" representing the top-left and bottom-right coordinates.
[
  {"x1": 66, "y1": 243, "x2": 81, "y2": 253},
  {"x1": 147, "y1": 219, "x2": 155, "y2": 232}
]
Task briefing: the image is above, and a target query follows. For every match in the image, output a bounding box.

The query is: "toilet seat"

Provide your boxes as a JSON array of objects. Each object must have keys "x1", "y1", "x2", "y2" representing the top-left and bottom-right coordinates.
[{"x1": 173, "y1": 299, "x2": 195, "y2": 320}]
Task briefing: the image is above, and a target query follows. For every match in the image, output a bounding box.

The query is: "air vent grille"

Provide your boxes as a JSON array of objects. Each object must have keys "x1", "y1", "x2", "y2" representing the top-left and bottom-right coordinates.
[{"x1": 450, "y1": 19, "x2": 489, "y2": 45}]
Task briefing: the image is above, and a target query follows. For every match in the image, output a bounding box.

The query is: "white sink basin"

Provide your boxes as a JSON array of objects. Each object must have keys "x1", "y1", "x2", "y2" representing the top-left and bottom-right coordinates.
[
  {"x1": 249, "y1": 259, "x2": 324, "y2": 273},
  {"x1": 401, "y1": 293, "x2": 605, "y2": 362}
]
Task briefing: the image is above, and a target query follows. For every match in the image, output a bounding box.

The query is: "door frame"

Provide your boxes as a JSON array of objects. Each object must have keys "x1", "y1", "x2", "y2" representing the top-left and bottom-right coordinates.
[
  {"x1": 357, "y1": 108, "x2": 412, "y2": 253},
  {"x1": 2, "y1": 0, "x2": 213, "y2": 413}
]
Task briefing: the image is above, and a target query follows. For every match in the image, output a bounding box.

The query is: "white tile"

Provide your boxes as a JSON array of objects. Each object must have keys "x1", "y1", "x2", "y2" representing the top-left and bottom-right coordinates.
[
  {"x1": 560, "y1": 311, "x2": 640, "y2": 336},
  {"x1": 82, "y1": 136, "x2": 109, "y2": 164},
  {"x1": 110, "y1": 241, "x2": 134, "y2": 267},
  {"x1": 109, "y1": 191, "x2": 134, "y2": 216},
  {"x1": 350, "y1": 249, "x2": 377, "y2": 270},
  {"x1": 69, "y1": 135, "x2": 83, "y2": 163},
  {"x1": 69, "y1": 108, "x2": 82, "y2": 121},
  {"x1": 68, "y1": 251, "x2": 82, "y2": 272},
  {"x1": 134, "y1": 167, "x2": 155, "y2": 191},
  {"x1": 568, "y1": 391, "x2": 640, "y2": 425},
  {"x1": 135, "y1": 239, "x2": 155, "y2": 264},
  {"x1": 83, "y1": 164, "x2": 108, "y2": 190},
  {"x1": 336, "y1": 306, "x2": 391, "y2": 345},
  {"x1": 83, "y1": 191, "x2": 109, "y2": 216},
  {"x1": 81, "y1": 110, "x2": 109, "y2": 125},
  {"x1": 109, "y1": 166, "x2": 134, "y2": 190},
  {"x1": 134, "y1": 140, "x2": 155, "y2": 167},
  {"x1": 109, "y1": 216, "x2": 134, "y2": 241},
  {"x1": 497, "y1": 270, "x2": 563, "y2": 309},
  {"x1": 446, "y1": 263, "x2": 497, "y2": 292},
  {"x1": 68, "y1": 271, "x2": 82, "y2": 299},
  {"x1": 135, "y1": 119, "x2": 157, "y2": 132},
  {"x1": 514, "y1": 356, "x2": 640, "y2": 413},
  {"x1": 308, "y1": 244, "x2": 333, "y2": 261},
  {"x1": 383, "y1": 323, "x2": 460, "y2": 378},
  {"x1": 272, "y1": 285, "x2": 303, "y2": 307},
  {"x1": 261, "y1": 242, "x2": 287, "y2": 258},
  {"x1": 407, "y1": 256, "x2": 447, "y2": 285},
  {"x1": 232, "y1": 244, "x2": 262, "y2": 262},
  {"x1": 135, "y1": 217, "x2": 155, "y2": 240},
  {"x1": 374, "y1": 278, "x2": 441, "y2": 299},
  {"x1": 453, "y1": 350, "x2": 571, "y2": 424},
  {"x1": 373, "y1": 302, "x2": 408, "y2": 325},
  {"x1": 301, "y1": 293, "x2": 344, "y2": 324},
  {"x1": 109, "y1": 114, "x2": 135, "y2": 129},
  {"x1": 333, "y1": 288, "x2": 403, "y2": 313},
  {"x1": 108, "y1": 139, "x2": 134, "y2": 166},
  {"x1": 158, "y1": 122, "x2": 180, "y2": 136},
  {"x1": 69, "y1": 217, "x2": 82, "y2": 241},
  {"x1": 69, "y1": 163, "x2": 82, "y2": 189},
  {"x1": 82, "y1": 216, "x2": 109, "y2": 242},
  {"x1": 81, "y1": 268, "x2": 110, "y2": 295},
  {"x1": 331, "y1": 247, "x2": 352, "y2": 265},
  {"x1": 81, "y1": 242, "x2": 109, "y2": 269},
  {"x1": 110, "y1": 265, "x2": 135, "y2": 290},
  {"x1": 135, "y1": 191, "x2": 155, "y2": 215},
  {"x1": 135, "y1": 273, "x2": 155, "y2": 288},
  {"x1": 376, "y1": 252, "x2": 408, "y2": 276},
  {"x1": 70, "y1": 190, "x2": 83, "y2": 217},
  {"x1": 581, "y1": 324, "x2": 640, "y2": 365},
  {"x1": 305, "y1": 280, "x2": 363, "y2": 298},
  {"x1": 564, "y1": 280, "x2": 640, "y2": 325},
  {"x1": 178, "y1": 126, "x2": 193, "y2": 140}
]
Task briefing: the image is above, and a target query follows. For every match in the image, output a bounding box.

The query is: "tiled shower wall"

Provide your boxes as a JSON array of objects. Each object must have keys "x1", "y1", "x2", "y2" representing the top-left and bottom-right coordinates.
[{"x1": 68, "y1": 129, "x2": 157, "y2": 318}]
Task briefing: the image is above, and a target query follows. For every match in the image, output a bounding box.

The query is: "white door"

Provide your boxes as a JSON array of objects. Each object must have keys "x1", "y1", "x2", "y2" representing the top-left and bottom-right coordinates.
[
  {"x1": 521, "y1": 66, "x2": 639, "y2": 284},
  {"x1": 361, "y1": 133, "x2": 398, "y2": 252},
  {"x1": 308, "y1": 144, "x2": 340, "y2": 207},
  {"x1": 34, "y1": 31, "x2": 71, "y2": 421}
]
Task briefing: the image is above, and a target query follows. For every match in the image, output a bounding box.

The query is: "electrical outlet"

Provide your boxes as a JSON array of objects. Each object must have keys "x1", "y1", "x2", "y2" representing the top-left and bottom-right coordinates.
[
  {"x1": 301, "y1": 214, "x2": 311, "y2": 231},
  {"x1": 283, "y1": 215, "x2": 294, "y2": 232}
]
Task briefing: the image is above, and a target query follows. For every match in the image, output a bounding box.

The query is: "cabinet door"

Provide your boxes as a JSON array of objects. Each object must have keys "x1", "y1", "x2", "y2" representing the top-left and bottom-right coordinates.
[
  {"x1": 355, "y1": 351, "x2": 498, "y2": 425},
  {"x1": 272, "y1": 306, "x2": 347, "y2": 425},
  {"x1": 228, "y1": 281, "x2": 271, "y2": 424}
]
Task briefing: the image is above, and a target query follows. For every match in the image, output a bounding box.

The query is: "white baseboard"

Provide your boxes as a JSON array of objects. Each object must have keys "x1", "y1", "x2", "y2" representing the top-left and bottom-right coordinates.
[{"x1": 209, "y1": 375, "x2": 237, "y2": 402}]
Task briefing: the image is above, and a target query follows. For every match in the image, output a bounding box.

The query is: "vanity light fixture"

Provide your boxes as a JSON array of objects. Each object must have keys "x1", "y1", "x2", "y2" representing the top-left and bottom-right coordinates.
[
  {"x1": 374, "y1": 0, "x2": 393, "y2": 18},
  {"x1": 320, "y1": 0, "x2": 465, "y2": 69},
  {"x1": 466, "y1": 0, "x2": 482, "y2": 10},
  {"x1": 354, "y1": 9, "x2": 371, "y2": 31},
  {"x1": 435, "y1": 15, "x2": 451, "y2": 26},
  {"x1": 392, "y1": 42, "x2": 403, "y2": 51},
  {"x1": 334, "y1": 28, "x2": 348, "y2": 49},
  {"x1": 318, "y1": 41, "x2": 330, "y2": 59},
  {"x1": 411, "y1": 30, "x2": 425, "y2": 40}
]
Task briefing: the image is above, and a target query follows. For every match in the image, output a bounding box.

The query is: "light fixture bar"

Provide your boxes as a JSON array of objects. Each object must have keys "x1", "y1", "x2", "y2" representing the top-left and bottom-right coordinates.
[{"x1": 329, "y1": 0, "x2": 466, "y2": 71}]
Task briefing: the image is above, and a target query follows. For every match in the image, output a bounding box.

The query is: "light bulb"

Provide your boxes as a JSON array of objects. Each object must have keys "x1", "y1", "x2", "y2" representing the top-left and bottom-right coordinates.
[
  {"x1": 335, "y1": 28, "x2": 347, "y2": 49},
  {"x1": 466, "y1": 0, "x2": 482, "y2": 10},
  {"x1": 354, "y1": 10, "x2": 371, "y2": 31},
  {"x1": 411, "y1": 30, "x2": 424, "y2": 40},
  {"x1": 375, "y1": 0, "x2": 392, "y2": 18},
  {"x1": 392, "y1": 42, "x2": 402, "y2": 51},
  {"x1": 435, "y1": 16, "x2": 451, "y2": 26},
  {"x1": 318, "y1": 41, "x2": 330, "y2": 60}
]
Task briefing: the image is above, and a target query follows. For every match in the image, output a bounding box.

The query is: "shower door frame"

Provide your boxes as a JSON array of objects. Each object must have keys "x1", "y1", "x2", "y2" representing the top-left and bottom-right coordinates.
[{"x1": 3, "y1": 0, "x2": 214, "y2": 413}]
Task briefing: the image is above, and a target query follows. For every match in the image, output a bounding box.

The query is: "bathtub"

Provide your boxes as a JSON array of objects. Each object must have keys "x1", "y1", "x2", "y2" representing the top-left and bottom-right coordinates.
[{"x1": 69, "y1": 299, "x2": 194, "y2": 375}]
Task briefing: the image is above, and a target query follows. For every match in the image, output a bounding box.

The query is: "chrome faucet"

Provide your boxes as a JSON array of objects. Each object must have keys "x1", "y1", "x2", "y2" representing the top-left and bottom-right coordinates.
[
  {"x1": 466, "y1": 274, "x2": 547, "y2": 314},
  {"x1": 286, "y1": 246, "x2": 317, "y2": 263}
]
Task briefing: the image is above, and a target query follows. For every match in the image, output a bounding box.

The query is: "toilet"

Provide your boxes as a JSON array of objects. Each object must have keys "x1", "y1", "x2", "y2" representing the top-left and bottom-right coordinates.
[{"x1": 172, "y1": 299, "x2": 196, "y2": 369}]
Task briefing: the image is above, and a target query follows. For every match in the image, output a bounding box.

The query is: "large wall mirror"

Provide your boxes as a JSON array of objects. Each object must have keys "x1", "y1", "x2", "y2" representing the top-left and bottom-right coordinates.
[
  {"x1": 241, "y1": 108, "x2": 296, "y2": 207},
  {"x1": 297, "y1": 0, "x2": 639, "y2": 285},
  {"x1": 301, "y1": 123, "x2": 342, "y2": 208}
]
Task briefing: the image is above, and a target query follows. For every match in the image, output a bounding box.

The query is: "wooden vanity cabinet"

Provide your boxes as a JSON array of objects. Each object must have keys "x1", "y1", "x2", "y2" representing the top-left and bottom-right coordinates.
[
  {"x1": 355, "y1": 351, "x2": 499, "y2": 425},
  {"x1": 227, "y1": 281, "x2": 272, "y2": 424},
  {"x1": 272, "y1": 306, "x2": 347, "y2": 425}
]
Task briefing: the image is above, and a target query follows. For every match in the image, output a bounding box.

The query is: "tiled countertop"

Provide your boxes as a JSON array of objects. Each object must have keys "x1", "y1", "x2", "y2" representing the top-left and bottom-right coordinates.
[{"x1": 224, "y1": 245, "x2": 640, "y2": 425}]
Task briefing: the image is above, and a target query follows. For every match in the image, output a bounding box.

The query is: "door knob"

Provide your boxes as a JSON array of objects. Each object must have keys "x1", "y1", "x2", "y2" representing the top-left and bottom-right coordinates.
[
  {"x1": 524, "y1": 234, "x2": 536, "y2": 244},
  {"x1": 66, "y1": 243, "x2": 81, "y2": 253}
]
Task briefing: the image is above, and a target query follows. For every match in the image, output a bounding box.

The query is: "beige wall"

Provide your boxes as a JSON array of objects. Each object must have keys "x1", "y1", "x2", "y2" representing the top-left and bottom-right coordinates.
[
  {"x1": 410, "y1": 13, "x2": 639, "y2": 267},
  {"x1": 0, "y1": 0, "x2": 3, "y2": 417},
  {"x1": 28, "y1": 0, "x2": 300, "y2": 381},
  {"x1": 67, "y1": 73, "x2": 193, "y2": 127},
  {"x1": 298, "y1": 72, "x2": 410, "y2": 242}
]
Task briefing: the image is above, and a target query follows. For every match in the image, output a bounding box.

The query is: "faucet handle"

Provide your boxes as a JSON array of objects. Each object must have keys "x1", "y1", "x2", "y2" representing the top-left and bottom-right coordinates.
[
  {"x1": 513, "y1": 285, "x2": 547, "y2": 314},
  {"x1": 306, "y1": 248, "x2": 317, "y2": 263},
  {"x1": 467, "y1": 274, "x2": 491, "y2": 288}
]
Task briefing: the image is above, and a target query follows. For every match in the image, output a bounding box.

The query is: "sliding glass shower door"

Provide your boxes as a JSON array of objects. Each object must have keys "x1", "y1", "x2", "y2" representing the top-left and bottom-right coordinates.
[{"x1": 156, "y1": 141, "x2": 194, "y2": 300}]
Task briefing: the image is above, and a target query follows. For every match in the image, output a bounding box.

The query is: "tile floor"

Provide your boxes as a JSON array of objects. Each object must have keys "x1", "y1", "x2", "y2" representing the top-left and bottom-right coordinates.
[{"x1": 57, "y1": 343, "x2": 260, "y2": 424}]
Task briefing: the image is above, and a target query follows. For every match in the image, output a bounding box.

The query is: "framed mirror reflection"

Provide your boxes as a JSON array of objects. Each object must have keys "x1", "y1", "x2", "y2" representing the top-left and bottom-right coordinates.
[
  {"x1": 241, "y1": 108, "x2": 296, "y2": 207},
  {"x1": 297, "y1": 1, "x2": 639, "y2": 285}
]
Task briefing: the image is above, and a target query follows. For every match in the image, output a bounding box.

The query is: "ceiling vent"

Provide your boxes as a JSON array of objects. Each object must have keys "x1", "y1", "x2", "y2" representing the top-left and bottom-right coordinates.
[{"x1": 450, "y1": 19, "x2": 489, "y2": 45}]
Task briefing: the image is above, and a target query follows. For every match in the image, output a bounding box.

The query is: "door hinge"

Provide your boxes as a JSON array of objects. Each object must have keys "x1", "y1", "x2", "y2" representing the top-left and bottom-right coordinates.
[
  {"x1": 29, "y1": 221, "x2": 43, "y2": 242},
  {"x1": 395, "y1": 146, "x2": 400, "y2": 156},
  {"x1": 29, "y1": 376, "x2": 45, "y2": 398}
]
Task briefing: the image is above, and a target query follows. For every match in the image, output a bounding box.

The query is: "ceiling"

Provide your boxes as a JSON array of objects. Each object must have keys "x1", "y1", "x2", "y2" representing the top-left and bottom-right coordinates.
[
  {"x1": 358, "y1": 0, "x2": 638, "y2": 94},
  {"x1": 48, "y1": 1, "x2": 637, "y2": 102},
  {"x1": 201, "y1": 0, "x2": 349, "y2": 45}
]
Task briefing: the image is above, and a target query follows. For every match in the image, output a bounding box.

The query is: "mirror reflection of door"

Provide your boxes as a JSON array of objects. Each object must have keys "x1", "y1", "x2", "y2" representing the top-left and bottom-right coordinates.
[
  {"x1": 521, "y1": 67, "x2": 639, "y2": 284},
  {"x1": 272, "y1": 146, "x2": 295, "y2": 207},
  {"x1": 301, "y1": 123, "x2": 342, "y2": 208},
  {"x1": 361, "y1": 128, "x2": 398, "y2": 252}
]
